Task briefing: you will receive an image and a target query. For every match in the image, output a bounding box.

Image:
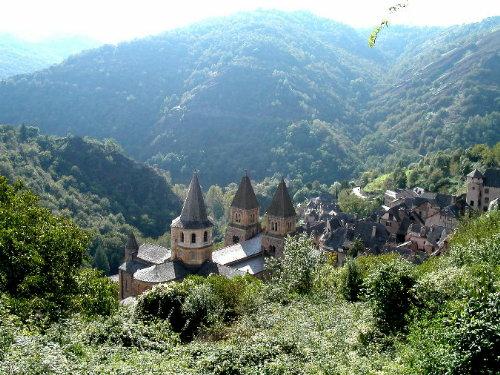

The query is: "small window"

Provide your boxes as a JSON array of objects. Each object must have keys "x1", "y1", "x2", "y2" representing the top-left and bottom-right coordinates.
[
  {"x1": 485, "y1": 197, "x2": 489, "y2": 203},
  {"x1": 470, "y1": 200, "x2": 474, "y2": 206},
  {"x1": 233, "y1": 236, "x2": 239, "y2": 244},
  {"x1": 191, "y1": 233, "x2": 196, "y2": 243},
  {"x1": 180, "y1": 232, "x2": 184, "y2": 242},
  {"x1": 204, "y1": 231, "x2": 208, "y2": 242},
  {"x1": 472, "y1": 186, "x2": 475, "y2": 190},
  {"x1": 485, "y1": 188, "x2": 489, "y2": 194},
  {"x1": 483, "y1": 207, "x2": 488, "y2": 212}
]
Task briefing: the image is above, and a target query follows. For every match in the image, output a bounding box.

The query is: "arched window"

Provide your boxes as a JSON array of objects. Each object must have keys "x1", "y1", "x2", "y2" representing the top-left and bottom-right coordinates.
[
  {"x1": 191, "y1": 233, "x2": 196, "y2": 244},
  {"x1": 203, "y1": 231, "x2": 208, "y2": 242},
  {"x1": 180, "y1": 232, "x2": 184, "y2": 242}
]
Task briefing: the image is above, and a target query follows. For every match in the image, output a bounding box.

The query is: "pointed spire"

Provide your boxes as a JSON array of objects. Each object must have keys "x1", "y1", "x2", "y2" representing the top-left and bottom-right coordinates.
[
  {"x1": 180, "y1": 172, "x2": 212, "y2": 228},
  {"x1": 467, "y1": 169, "x2": 483, "y2": 179},
  {"x1": 126, "y1": 232, "x2": 139, "y2": 251},
  {"x1": 266, "y1": 178, "x2": 296, "y2": 218},
  {"x1": 231, "y1": 173, "x2": 259, "y2": 209}
]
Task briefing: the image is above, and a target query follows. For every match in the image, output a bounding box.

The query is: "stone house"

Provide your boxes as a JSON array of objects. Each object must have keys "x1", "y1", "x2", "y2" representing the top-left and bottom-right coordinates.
[{"x1": 466, "y1": 168, "x2": 500, "y2": 212}]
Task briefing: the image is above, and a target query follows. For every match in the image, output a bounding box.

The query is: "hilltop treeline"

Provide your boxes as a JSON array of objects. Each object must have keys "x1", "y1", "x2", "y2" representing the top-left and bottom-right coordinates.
[
  {"x1": 0, "y1": 125, "x2": 180, "y2": 273},
  {"x1": 0, "y1": 12, "x2": 498, "y2": 186}
]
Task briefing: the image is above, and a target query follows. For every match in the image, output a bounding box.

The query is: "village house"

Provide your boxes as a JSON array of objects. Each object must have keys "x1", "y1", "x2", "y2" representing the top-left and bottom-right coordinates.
[{"x1": 466, "y1": 168, "x2": 500, "y2": 212}]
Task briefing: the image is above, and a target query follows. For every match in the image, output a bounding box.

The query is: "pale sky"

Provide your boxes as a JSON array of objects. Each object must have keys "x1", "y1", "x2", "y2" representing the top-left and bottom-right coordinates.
[{"x1": 1, "y1": 0, "x2": 499, "y2": 43}]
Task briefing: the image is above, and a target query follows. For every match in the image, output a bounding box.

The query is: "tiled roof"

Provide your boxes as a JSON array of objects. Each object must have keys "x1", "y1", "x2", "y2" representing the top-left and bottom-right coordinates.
[
  {"x1": 484, "y1": 168, "x2": 500, "y2": 188},
  {"x1": 175, "y1": 173, "x2": 213, "y2": 229},
  {"x1": 137, "y1": 243, "x2": 171, "y2": 264},
  {"x1": 231, "y1": 174, "x2": 259, "y2": 209},
  {"x1": 266, "y1": 178, "x2": 296, "y2": 218},
  {"x1": 212, "y1": 235, "x2": 263, "y2": 265}
]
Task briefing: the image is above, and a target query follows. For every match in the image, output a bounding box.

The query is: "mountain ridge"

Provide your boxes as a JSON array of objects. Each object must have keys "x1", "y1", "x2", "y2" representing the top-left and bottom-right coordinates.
[{"x1": 0, "y1": 11, "x2": 498, "y2": 185}]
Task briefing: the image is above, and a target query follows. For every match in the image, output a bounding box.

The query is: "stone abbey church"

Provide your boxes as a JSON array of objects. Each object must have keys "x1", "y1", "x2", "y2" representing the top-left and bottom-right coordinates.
[{"x1": 119, "y1": 173, "x2": 297, "y2": 299}]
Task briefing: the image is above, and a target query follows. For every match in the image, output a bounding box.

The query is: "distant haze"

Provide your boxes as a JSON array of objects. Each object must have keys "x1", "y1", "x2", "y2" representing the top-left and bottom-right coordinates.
[{"x1": 1, "y1": 0, "x2": 499, "y2": 43}]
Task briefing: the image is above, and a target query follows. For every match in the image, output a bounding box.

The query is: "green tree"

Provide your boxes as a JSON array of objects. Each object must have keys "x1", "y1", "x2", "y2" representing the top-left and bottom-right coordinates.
[
  {"x1": 364, "y1": 258, "x2": 415, "y2": 334},
  {"x1": 338, "y1": 189, "x2": 380, "y2": 218},
  {"x1": 267, "y1": 234, "x2": 321, "y2": 294},
  {"x1": 0, "y1": 176, "x2": 89, "y2": 319},
  {"x1": 93, "y1": 247, "x2": 110, "y2": 275},
  {"x1": 339, "y1": 260, "x2": 363, "y2": 302}
]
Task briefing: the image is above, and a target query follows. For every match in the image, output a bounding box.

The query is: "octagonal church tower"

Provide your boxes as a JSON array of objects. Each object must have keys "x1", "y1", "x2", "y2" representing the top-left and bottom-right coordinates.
[
  {"x1": 171, "y1": 173, "x2": 213, "y2": 267},
  {"x1": 224, "y1": 172, "x2": 261, "y2": 246}
]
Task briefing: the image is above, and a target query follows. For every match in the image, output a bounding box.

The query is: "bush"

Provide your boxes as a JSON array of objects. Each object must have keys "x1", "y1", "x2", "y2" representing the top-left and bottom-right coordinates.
[
  {"x1": 135, "y1": 275, "x2": 263, "y2": 341},
  {"x1": 363, "y1": 258, "x2": 415, "y2": 334},
  {"x1": 448, "y1": 210, "x2": 500, "y2": 266},
  {"x1": 72, "y1": 268, "x2": 118, "y2": 317},
  {"x1": 339, "y1": 260, "x2": 363, "y2": 302},
  {"x1": 267, "y1": 234, "x2": 322, "y2": 295},
  {"x1": 447, "y1": 291, "x2": 500, "y2": 374}
]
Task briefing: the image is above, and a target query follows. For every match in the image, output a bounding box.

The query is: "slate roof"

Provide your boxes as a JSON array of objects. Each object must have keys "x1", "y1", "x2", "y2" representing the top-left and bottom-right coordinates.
[
  {"x1": 175, "y1": 173, "x2": 213, "y2": 229},
  {"x1": 132, "y1": 259, "x2": 244, "y2": 284},
  {"x1": 230, "y1": 255, "x2": 265, "y2": 275},
  {"x1": 467, "y1": 169, "x2": 484, "y2": 178},
  {"x1": 133, "y1": 260, "x2": 190, "y2": 283},
  {"x1": 119, "y1": 259, "x2": 145, "y2": 274},
  {"x1": 426, "y1": 226, "x2": 449, "y2": 246},
  {"x1": 137, "y1": 244, "x2": 171, "y2": 264},
  {"x1": 231, "y1": 174, "x2": 259, "y2": 209},
  {"x1": 483, "y1": 168, "x2": 500, "y2": 188},
  {"x1": 321, "y1": 227, "x2": 348, "y2": 252},
  {"x1": 197, "y1": 261, "x2": 245, "y2": 278},
  {"x1": 266, "y1": 178, "x2": 296, "y2": 218},
  {"x1": 434, "y1": 193, "x2": 454, "y2": 209},
  {"x1": 212, "y1": 235, "x2": 263, "y2": 265}
]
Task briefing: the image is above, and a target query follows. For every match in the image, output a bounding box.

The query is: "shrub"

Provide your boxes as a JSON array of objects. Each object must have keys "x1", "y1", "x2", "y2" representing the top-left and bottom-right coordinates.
[
  {"x1": 72, "y1": 268, "x2": 118, "y2": 317},
  {"x1": 135, "y1": 275, "x2": 263, "y2": 341},
  {"x1": 448, "y1": 210, "x2": 500, "y2": 266},
  {"x1": 339, "y1": 260, "x2": 363, "y2": 302},
  {"x1": 363, "y1": 258, "x2": 415, "y2": 334},
  {"x1": 267, "y1": 234, "x2": 322, "y2": 295},
  {"x1": 447, "y1": 291, "x2": 500, "y2": 374}
]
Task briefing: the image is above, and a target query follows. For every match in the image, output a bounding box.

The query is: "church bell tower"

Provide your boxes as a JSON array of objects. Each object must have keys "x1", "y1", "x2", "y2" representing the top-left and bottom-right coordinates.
[
  {"x1": 171, "y1": 173, "x2": 214, "y2": 267},
  {"x1": 224, "y1": 172, "x2": 260, "y2": 246}
]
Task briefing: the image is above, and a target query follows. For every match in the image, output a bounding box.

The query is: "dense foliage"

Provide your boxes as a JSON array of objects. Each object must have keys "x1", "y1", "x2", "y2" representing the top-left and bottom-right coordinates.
[
  {"x1": 0, "y1": 125, "x2": 181, "y2": 273},
  {"x1": 0, "y1": 177, "x2": 117, "y2": 321},
  {"x1": 362, "y1": 142, "x2": 500, "y2": 194},
  {"x1": 0, "y1": 11, "x2": 498, "y2": 186},
  {"x1": 1, "y1": 208, "x2": 498, "y2": 373}
]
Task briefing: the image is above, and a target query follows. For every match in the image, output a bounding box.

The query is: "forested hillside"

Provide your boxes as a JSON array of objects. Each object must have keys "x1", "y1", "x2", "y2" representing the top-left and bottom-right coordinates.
[
  {"x1": 0, "y1": 11, "x2": 498, "y2": 186},
  {"x1": 0, "y1": 33, "x2": 99, "y2": 78},
  {"x1": 0, "y1": 125, "x2": 181, "y2": 273}
]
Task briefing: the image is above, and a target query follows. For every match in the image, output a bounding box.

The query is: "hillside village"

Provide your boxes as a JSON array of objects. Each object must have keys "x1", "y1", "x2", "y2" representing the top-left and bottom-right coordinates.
[{"x1": 118, "y1": 167, "x2": 500, "y2": 300}]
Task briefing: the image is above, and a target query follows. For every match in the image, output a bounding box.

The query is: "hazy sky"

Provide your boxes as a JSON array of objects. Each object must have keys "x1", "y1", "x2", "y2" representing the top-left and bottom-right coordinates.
[{"x1": 1, "y1": 0, "x2": 499, "y2": 42}]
